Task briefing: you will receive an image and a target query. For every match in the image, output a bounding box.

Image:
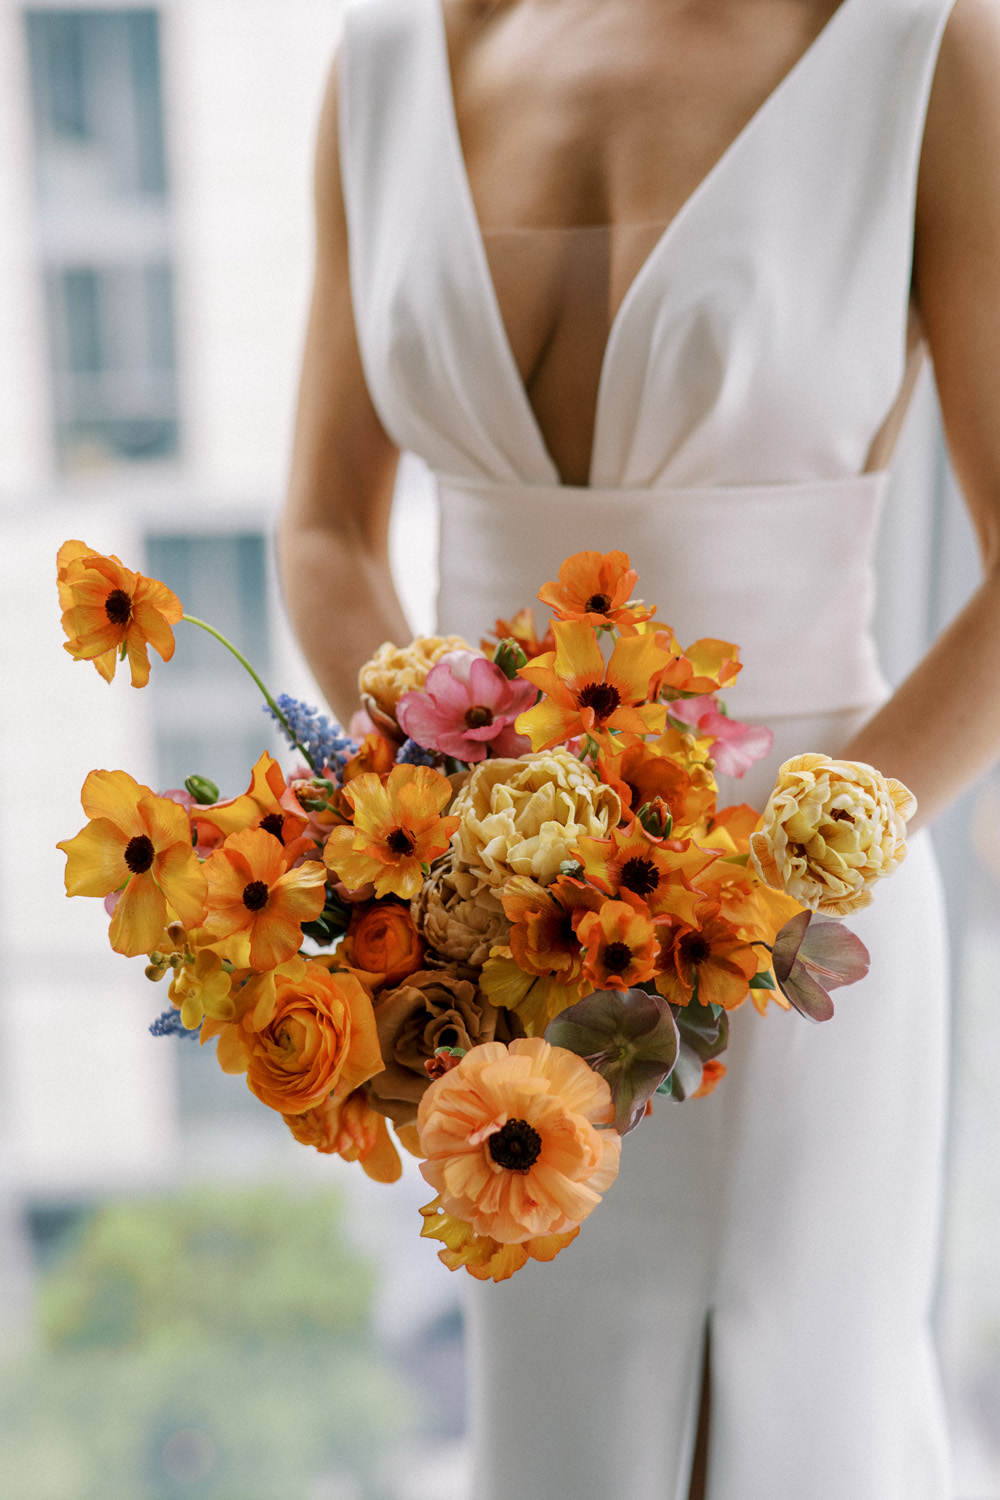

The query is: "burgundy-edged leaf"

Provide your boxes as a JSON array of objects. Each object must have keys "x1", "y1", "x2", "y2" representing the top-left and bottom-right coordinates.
[
  {"x1": 771, "y1": 909, "x2": 812, "y2": 984},
  {"x1": 779, "y1": 965, "x2": 836, "y2": 1022},
  {"x1": 546, "y1": 987, "x2": 679, "y2": 1135},
  {"x1": 796, "y1": 917, "x2": 870, "y2": 989}
]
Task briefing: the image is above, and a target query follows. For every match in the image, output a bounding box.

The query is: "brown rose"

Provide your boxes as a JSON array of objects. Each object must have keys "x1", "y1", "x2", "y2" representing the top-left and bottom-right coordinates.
[
  {"x1": 367, "y1": 968, "x2": 506, "y2": 1127},
  {"x1": 342, "y1": 901, "x2": 425, "y2": 985}
]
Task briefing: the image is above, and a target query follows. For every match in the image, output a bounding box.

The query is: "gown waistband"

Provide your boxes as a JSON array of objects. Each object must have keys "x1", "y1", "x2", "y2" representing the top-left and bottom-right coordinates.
[{"x1": 433, "y1": 473, "x2": 891, "y2": 721}]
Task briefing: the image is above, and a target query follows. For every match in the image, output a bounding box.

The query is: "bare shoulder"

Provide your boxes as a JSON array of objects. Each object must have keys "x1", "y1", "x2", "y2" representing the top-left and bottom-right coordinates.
[{"x1": 918, "y1": 0, "x2": 1000, "y2": 238}]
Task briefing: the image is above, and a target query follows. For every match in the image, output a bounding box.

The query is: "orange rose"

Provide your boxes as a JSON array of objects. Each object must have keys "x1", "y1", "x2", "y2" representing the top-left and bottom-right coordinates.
[
  {"x1": 216, "y1": 961, "x2": 382, "y2": 1116},
  {"x1": 284, "y1": 1089, "x2": 402, "y2": 1181},
  {"x1": 342, "y1": 902, "x2": 424, "y2": 986}
]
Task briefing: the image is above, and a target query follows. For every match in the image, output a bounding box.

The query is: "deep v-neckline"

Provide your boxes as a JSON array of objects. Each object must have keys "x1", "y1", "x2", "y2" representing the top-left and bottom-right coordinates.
[{"x1": 432, "y1": 0, "x2": 858, "y2": 485}]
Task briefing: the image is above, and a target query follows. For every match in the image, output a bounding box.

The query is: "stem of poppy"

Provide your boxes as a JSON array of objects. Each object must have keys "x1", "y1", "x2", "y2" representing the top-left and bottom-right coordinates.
[{"x1": 180, "y1": 614, "x2": 314, "y2": 765}]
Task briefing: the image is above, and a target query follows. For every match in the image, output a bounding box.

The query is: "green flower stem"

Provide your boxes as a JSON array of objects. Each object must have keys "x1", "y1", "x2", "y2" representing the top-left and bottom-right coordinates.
[{"x1": 180, "y1": 614, "x2": 313, "y2": 764}]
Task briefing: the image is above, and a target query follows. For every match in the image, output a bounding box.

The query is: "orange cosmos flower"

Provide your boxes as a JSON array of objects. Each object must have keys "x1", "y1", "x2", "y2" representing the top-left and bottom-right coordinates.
[
  {"x1": 654, "y1": 631, "x2": 742, "y2": 697},
  {"x1": 418, "y1": 1037, "x2": 620, "y2": 1243},
  {"x1": 202, "y1": 826, "x2": 327, "y2": 970},
  {"x1": 574, "y1": 825, "x2": 716, "y2": 925},
  {"x1": 58, "y1": 769, "x2": 207, "y2": 957},
  {"x1": 420, "y1": 1197, "x2": 580, "y2": 1282},
  {"x1": 57, "y1": 540, "x2": 183, "y2": 688},
  {"x1": 480, "y1": 607, "x2": 555, "y2": 662},
  {"x1": 516, "y1": 619, "x2": 669, "y2": 751},
  {"x1": 197, "y1": 751, "x2": 309, "y2": 850},
  {"x1": 654, "y1": 904, "x2": 759, "y2": 1009},
  {"x1": 213, "y1": 960, "x2": 382, "y2": 1116},
  {"x1": 479, "y1": 874, "x2": 604, "y2": 1034},
  {"x1": 323, "y1": 764, "x2": 459, "y2": 900},
  {"x1": 576, "y1": 900, "x2": 660, "y2": 991},
  {"x1": 284, "y1": 1088, "x2": 402, "y2": 1182},
  {"x1": 596, "y1": 739, "x2": 716, "y2": 835},
  {"x1": 537, "y1": 550, "x2": 654, "y2": 631}
]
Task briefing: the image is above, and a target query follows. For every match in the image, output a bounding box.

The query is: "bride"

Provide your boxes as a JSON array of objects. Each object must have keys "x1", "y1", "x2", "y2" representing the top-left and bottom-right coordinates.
[{"x1": 278, "y1": 0, "x2": 1000, "y2": 1495}]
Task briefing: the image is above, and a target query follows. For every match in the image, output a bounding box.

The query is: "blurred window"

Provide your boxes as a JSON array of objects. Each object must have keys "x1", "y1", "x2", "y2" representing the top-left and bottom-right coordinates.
[{"x1": 24, "y1": 9, "x2": 179, "y2": 469}]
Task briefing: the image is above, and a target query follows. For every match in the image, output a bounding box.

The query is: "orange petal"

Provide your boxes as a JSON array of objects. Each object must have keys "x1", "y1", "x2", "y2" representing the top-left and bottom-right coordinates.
[
  {"x1": 58, "y1": 819, "x2": 130, "y2": 898},
  {"x1": 79, "y1": 768, "x2": 149, "y2": 833},
  {"x1": 109, "y1": 872, "x2": 168, "y2": 957}
]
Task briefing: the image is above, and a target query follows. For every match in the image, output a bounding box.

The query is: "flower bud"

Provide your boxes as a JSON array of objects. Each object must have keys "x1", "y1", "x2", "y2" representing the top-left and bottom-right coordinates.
[
  {"x1": 636, "y1": 798, "x2": 673, "y2": 839},
  {"x1": 184, "y1": 774, "x2": 220, "y2": 805},
  {"x1": 493, "y1": 638, "x2": 528, "y2": 679}
]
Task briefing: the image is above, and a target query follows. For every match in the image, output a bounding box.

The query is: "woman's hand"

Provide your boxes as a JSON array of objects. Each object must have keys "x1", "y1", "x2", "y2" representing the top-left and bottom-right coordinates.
[{"x1": 278, "y1": 54, "x2": 409, "y2": 725}]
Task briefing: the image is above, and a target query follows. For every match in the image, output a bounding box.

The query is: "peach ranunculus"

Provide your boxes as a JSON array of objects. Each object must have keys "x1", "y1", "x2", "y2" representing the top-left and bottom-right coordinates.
[
  {"x1": 358, "y1": 635, "x2": 471, "y2": 730},
  {"x1": 417, "y1": 1037, "x2": 621, "y2": 1244},
  {"x1": 214, "y1": 960, "x2": 382, "y2": 1115},
  {"x1": 57, "y1": 540, "x2": 183, "y2": 688},
  {"x1": 284, "y1": 1088, "x2": 402, "y2": 1182},
  {"x1": 341, "y1": 900, "x2": 425, "y2": 986},
  {"x1": 449, "y1": 749, "x2": 620, "y2": 896},
  {"x1": 58, "y1": 769, "x2": 207, "y2": 957},
  {"x1": 749, "y1": 754, "x2": 916, "y2": 917}
]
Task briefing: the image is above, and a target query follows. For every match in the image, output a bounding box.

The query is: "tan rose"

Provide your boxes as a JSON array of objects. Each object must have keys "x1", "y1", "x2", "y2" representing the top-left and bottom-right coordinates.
[
  {"x1": 367, "y1": 969, "x2": 506, "y2": 1127},
  {"x1": 411, "y1": 857, "x2": 510, "y2": 968},
  {"x1": 749, "y1": 754, "x2": 916, "y2": 916},
  {"x1": 450, "y1": 749, "x2": 620, "y2": 893},
  {"x1": 358, "y1": 636, "x2": 471, "y2": 729}
]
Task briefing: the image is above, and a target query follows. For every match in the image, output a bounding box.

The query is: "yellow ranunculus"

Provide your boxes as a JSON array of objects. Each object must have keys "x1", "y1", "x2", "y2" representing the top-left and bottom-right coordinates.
[
  {"x1": 749, "y1": 754, "x2": 916, "y2": 917},
  {"x1": 449, "y1": 748, "x2": 620, "y2": 894}
]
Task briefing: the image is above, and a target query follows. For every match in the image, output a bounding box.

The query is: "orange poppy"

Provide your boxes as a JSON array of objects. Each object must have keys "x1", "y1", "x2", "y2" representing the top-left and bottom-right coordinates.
[
  {"x1": 323, "y1": 764, "x2": 459, "y2": 899},
  {"x1": 574, "y1": 825, "x2": 716, "y2": 925},
  {"x1": 202, "y1": 826, "x2": 327, "y2": 971},
  {"x1": 57, "y1": 540, "x2": 183, "y2": 688},
  {"x1": 537, "y1": 550, "x2": 654, "y2": 631},
  {"x1": 516, "y1": 619, "x2": 669, "y2": 751},
  {"x1": 284, "y1": 1088, "x2": 402, "y2": 1182},
  {"x1": 654, "y1": 631, "x2": 742, "y2": 697},
  {"x1": 58, "y1": 769, "x2": 207, "y2": 957},
  {"x1": 479, "y1": 874, "x2": 604, "y2": 1033},
  {"x1": 576, "y1": 900, "x2": 661, "y2": 991},
  {"x1": 654, "y1": 904, "x2": 759, "y2": 1009},
  {"x1": 596, "y1": 739, "x2": 715, "y2": 835},
  {"x1": 692, "y1": 1059, "x2": 728, "y2": 1099},
  {"x1": 197, "y1": 751, "x2": 309, "y2": 850}
]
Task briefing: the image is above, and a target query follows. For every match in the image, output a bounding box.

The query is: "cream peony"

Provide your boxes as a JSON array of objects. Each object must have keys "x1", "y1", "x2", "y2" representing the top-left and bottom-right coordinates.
[
  {"x1": 449, "y1": 749, "x2": 621, "y2": 893},
  {"x1": 749, "y1": 754, "x2": 916, "y2": 916}
]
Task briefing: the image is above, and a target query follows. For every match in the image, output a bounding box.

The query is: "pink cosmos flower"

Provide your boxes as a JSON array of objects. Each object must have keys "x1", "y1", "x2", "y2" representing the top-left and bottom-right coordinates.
[
  {"x1": 397, "y1": 654, "x2": 535, "y2": 762},
  {"x1": 668, "y1": 696, "x2": 773, "y2": 779}
]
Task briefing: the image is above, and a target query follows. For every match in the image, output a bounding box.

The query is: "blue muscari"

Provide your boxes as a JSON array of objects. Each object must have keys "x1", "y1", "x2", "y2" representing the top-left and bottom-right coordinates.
[
  {"x1": 396, "y1": 738, "x2": 437, "y2": 767},
  {"x1": 264, "y1": 694, "x2": 357, "y2": 775},
  {"x1": 150, "y1": 1008, "x2": 200, "y2": 1039}
]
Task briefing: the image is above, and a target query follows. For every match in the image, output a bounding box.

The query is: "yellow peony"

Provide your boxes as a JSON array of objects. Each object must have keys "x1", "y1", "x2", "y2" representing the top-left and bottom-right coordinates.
[
  {"x1": 358, "y1": 635, "x2": 470, "y2": 723},
  {"x1": 749, "y1": 754, "x2": 916, "y2": 917},
  {"x1": 449, "y1": 749, "x2": 620, "y2": 893}
]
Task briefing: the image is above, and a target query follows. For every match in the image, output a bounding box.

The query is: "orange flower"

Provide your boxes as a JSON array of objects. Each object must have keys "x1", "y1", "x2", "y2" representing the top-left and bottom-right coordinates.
[
  {"x1": 202, "y1": 826, "x2": 327, "y2": 970},
  {"x1": 516, "y1": 619, "x2": 669, "y2": 751},
  {"x1": 197, "y1": 751, "x2": 309, "y2": 850},
  {"x1": 654, "y1": 631, "x2": 742, "y2": 697},
  {"x1": 420, "y1": 1197, "x2": 579, "y2": 1281},
  {"x1": 284, "y1": 1088, "x2": 402, "y2": 1181},
  {"x1": 692, "y1": 1059, "x2": 728, "y2": 1099},
  {"x1": 418, "y1": 1037, "x2": 620, "y2": 1243},
  {"x1": 341, "y1": 732, "x2": 398, "y2": 785},
  {"x1": 537, "y1": 550, "x2": 654, "y2": 631},
  {"x1": 479, "y1": 874, "x2": 603, "y2": 1034},
  {"x1": 576, "y1": 900, "x2": 660, "y2": 991},
  {"x1": 324, "y1": 764, "x2": 460, "y2": 899},
  {"x1": 214, "y1": 960, "x2": 382, "y2": 1115},
  {"x1": 57, "y1": 540, "x2": 183, "y2": 688},
  {"x1": 574, "y1": 825, "x2": 716, "y2": 925},
  {"x1": 58, "y1": 769, "x2": 207, "y2": 957},
  {"x1": 480, "y1": 607, "x2": 555, "y2": 662},
  {"x1": 654, "y1": 905, "x2": 759, "y2": 1009},
  {"x1": 596, "y1": 739, "x2": 715, "y2": 835},
  {"x1": 341, "y1": 901, "x2": 425, "y2": 986}
]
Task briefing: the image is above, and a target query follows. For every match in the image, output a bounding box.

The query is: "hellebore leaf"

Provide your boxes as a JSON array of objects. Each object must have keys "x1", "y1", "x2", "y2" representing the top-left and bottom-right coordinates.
[
  {"x1": 546, "y1": 987, "x2": 679, "y2": 1136},
  {"x1": 772, "y1": 911, "x2": 870, "y2": 1023},
  {"x1": 656, "y1": 999, "x2": 730, "y2": 1101}
]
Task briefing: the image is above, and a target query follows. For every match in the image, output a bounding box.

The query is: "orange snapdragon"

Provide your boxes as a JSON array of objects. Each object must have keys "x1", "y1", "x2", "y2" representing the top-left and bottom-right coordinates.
[{"x1": 57, "y1": 541, "x2": 183, "y2": 688}]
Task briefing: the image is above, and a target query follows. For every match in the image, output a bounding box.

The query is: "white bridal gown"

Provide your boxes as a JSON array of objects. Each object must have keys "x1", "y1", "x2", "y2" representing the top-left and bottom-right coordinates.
[{"x1": 338, "y1": 0, "x2": 956, "y2": 1495}]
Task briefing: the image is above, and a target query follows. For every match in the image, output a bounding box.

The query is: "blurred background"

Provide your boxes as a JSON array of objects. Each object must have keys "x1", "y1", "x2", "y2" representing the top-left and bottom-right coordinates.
[{"x1": 0, "y1": 3, "x2": 998, "y2": 1497}]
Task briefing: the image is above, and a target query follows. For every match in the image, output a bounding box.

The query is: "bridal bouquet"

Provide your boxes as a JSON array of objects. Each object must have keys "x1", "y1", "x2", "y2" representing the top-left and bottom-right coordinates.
[{"x1": 56, "y1": 542, "x2": 914, "y2": 1281}]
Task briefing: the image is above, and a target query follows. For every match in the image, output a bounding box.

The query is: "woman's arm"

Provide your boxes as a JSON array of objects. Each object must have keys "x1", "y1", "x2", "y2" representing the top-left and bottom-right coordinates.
[
  {"x1": 838, "y1": 0, "x2": 1000, "y2": 831},
  {"x1": 277, "y1": 56, "x2": 409, "y2": 725}
]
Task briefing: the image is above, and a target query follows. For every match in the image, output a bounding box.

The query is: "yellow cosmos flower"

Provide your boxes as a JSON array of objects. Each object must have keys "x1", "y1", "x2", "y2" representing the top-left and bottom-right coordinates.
[
  {"x1": 516, "y1": 618, "x2": 669, "y2": 751},
  {"x1": 58, "y1": 769, "x2": 207, "y2": 958},
  {"x1": 57, "y1": 540, "x2": 183, "y2": 688},
  {"x1": 324, "y1": 764, "x2": 459, "y2": 900}
]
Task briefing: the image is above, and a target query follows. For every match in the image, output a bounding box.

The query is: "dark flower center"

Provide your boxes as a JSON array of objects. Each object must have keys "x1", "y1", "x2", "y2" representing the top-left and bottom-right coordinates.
[
  {"x1": 620, "y1": 856, "x2": 659, "y2": 897},
  {"x1": 260, "y1": 813, "x2": 285, "y2": 843},
  {"x1": 104, "y1": 588, "x2": 133, "y2": 627},
  {"x1": 585, "y1": 592, "x2": 612, "y2": 615},
  {"x1": 242, "y1": 880, "x2": 270, "y2": 912},
  {"x1": 464, "y1": 705, "x2": 494, "y2": 729},
  {"x1": 488, "y1": 1118, "x2": 542, "y2": 1172},
  {"x1": 386, "y1": 827, "x2": 415, "y2": 856},
  {"x1": 576, "y1": 680, "x2": 621, "y2": 722},
  {"x1": 685, "y1": 936, "x2": 710, "y2": 965},
  {"x1": 602, "y1": 940, "x2": 633, "y2": 975},
  {"x1": 124, "y1": 834, "x2": 155, "y2": 874}
]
